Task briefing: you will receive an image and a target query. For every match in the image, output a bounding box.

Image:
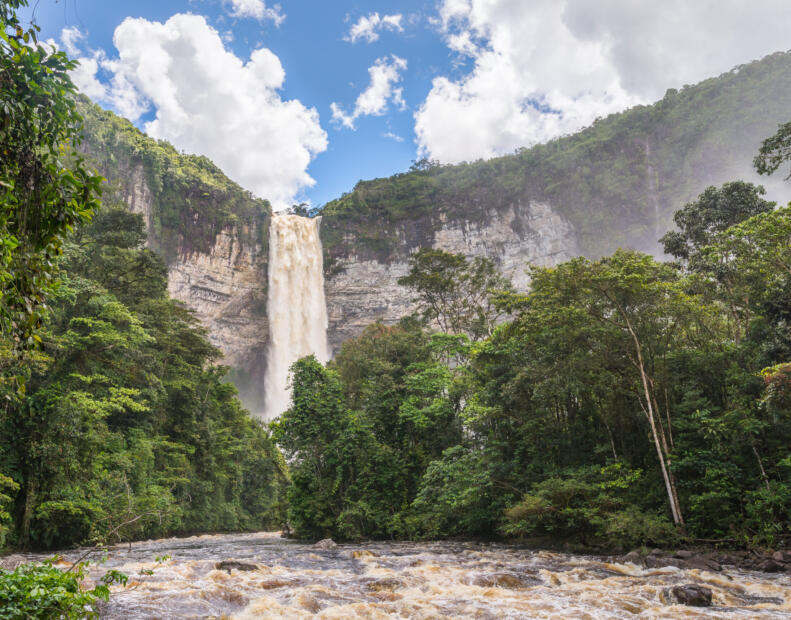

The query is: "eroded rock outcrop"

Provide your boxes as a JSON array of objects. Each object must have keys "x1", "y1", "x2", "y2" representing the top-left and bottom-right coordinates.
[
  {"x1": 123, "y1": 164, "x2": 155, "y2": 236},
  {"x1": 166, "y1": 225, "x2": 269, "y2": 383},
  {"x1": 322, "y1": 201, "x2": 579, "y2": 353},
  {"x1": 662, "y1": 584, "x2": 713, "y2": 607}
]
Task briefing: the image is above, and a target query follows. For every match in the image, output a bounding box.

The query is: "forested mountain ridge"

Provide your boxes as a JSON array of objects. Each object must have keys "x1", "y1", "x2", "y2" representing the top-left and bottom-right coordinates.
[
  {"x1": 77, "y1": 97, "x2": 272, "y2": 260},
  {"x1": 318, "y1": 50, "x2": 791, "y2": 352},
  {"x1": 321, "y1": 50, "x2": 791, "y2": 261}
]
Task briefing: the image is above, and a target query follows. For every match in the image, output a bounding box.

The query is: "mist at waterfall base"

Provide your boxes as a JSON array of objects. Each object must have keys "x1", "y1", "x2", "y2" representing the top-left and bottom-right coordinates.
[{"x1": 262, "y1": 215, "x2": 329, "y2": 421}]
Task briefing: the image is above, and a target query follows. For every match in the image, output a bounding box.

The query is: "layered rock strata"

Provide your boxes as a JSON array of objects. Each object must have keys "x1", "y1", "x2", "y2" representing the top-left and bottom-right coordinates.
[{"x1": 322, "y1": 201, "x2": 579, "y2": 353}]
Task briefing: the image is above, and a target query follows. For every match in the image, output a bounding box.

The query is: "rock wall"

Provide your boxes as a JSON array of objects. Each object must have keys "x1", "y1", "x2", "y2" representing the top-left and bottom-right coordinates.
[
  {"x1": 166, "y1": 226, "x2": 269, "y2": 371},
  {"x1": 123, "y1": 164, "x2": 155, "y2": 235},
  {"x1": 116, "y1": 170, "x2": 270, "y2": 408},
  {"x1": 322, "y1": 201, "x2": 579, "y2": 353}
]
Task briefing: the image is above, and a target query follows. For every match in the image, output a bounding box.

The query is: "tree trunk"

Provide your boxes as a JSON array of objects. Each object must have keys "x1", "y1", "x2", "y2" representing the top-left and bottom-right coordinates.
[
  {"x1": 602, "y1": 417, "x2": 618, "y2": 460},
  {"x1": 664, "y1": 387, "x2": 674, "y2": 450},
  {"x1": 625, "y1": 321, "x2": 685, "y2": 528},
  {"x1": 20, "y1": 474, "x2": 35, "y2": 546},
  {"x1": 752, "y1": 444, "x2": 771, "y2": 492}
]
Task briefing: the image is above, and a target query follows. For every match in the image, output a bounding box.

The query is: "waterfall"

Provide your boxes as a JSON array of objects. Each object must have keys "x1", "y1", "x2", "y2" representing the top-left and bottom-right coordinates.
[{"x1": 262, "y1": 214, "x2": 329, "y2": 420}]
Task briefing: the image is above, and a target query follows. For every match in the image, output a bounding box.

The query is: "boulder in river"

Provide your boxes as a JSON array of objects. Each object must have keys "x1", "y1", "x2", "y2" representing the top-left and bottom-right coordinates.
[
  {"x1": 620, "y1": 550, "x2": 643, "y2": 565},
  {"x1": 772, "y1": 550, "x2": 790, "y2": 563},
  {"x1": 684, "y1": 556, "x2": 722, "y2": 572},
  {"x1": 468, "y1": 572, "x2": 542, "y2": 589},
  {"x1": 618, "y1": 549, "x2": 725, "y2": 572},
  {"x1": 755, "y1": 558, "x2": 784, "y2": 572},
  {"x1": 215, "y1": 560, "x2": 259, "y2": 573},
  {"x1": 644, "y1": 555, "x2": 686, "y2": 569},
  {"x1": 366, "y1": 577, "x2": 405, "y2": 591},
  {"x1": 312, "y1": 538, "x2": 337, "y2": 549},
  {"x1": 351, "y1": 549, "x2": 376, "y2": 558},
  {"x1": 663, "y1": 584, "x2": 713, "y2": 607}
]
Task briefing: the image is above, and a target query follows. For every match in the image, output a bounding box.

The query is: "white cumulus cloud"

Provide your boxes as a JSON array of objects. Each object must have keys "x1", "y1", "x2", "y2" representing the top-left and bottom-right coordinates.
[
  {"x1": 60, "y1": 26, "x2": 84, "y2": 57},
  {"x1": 345, "y1": 13, "x2": 403, "y2": 43},
  {"x1": 50, "y1": 27, "x2": 108, "y2": 100},
  {"x1": 331, "y1": 55, "x2": 407, "y2": 129},
  {"x1": 46, "y1": 28, "x2": 115, "y2": 108},
  {"x1": 61, "y1": 15, "x2": 326, "y2": 210},
  {"x1": 417, "y1": 0, "x2": 791, "y2": 164},
  {"x1": 227, "y1": 0, "x2": 285, "y2": 25}
]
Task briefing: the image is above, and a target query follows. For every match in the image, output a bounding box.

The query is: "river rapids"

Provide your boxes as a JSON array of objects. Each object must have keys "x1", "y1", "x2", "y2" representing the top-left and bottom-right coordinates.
[{"x1": 28, "y1": 532, "x2": 791, "y2": 618}]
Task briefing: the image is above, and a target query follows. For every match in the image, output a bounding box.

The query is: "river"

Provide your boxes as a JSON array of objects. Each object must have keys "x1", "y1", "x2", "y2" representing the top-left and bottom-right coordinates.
[{"x1": 31, "y1": 532, "x2": 791, "y2": 618}]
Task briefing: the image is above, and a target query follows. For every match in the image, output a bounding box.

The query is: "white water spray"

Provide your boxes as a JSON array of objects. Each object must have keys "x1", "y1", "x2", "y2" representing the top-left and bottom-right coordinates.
[{"x1": 262, "y1": 215, "x2": 329, "y2": 420}]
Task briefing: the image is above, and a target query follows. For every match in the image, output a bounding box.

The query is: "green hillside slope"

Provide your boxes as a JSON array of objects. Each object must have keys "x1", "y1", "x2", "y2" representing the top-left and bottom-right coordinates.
[
  {"x1": 77, "y1": 97, "x2": 271, "y2": 262},
  {"x1": 321, "y1": 51, "x2": 791, "y2": 259}
]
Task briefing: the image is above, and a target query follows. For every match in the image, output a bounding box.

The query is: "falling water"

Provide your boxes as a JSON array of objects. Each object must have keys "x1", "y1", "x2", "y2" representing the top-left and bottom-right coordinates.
[{"x1": 262, "y1": 215, "x2": 329, "y2": 420}]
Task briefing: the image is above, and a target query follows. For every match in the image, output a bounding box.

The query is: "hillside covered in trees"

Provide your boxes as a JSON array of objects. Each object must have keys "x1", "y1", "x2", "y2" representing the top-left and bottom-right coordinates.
[
  {"x1": 0, "y1": 205, "x2": 289, "y2": 550},
  {"x1": 321, "y1": 50, "x2": 791, "y2": 261},
  {"x1": 76, "y1": 97, "x2": 272, "y2": 261}
]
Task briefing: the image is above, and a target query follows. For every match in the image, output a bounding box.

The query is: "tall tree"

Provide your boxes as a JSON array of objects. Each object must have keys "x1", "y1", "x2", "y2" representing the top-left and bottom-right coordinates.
[
  {"x1": 531, "y1": 251, "x2": 715, "y2": 529},
  {"x1": 755, "y1": 120, "x2": 791, "y2": 179},
  {"x1": 398, "y1": 249, "x2": 511, "y2": 341},
  {"x1": 660, "y1": 182, "x2": 774, "y2": 263},
  {"x1": 0, "y1": 0, "x2": 101, "y2": 355}
]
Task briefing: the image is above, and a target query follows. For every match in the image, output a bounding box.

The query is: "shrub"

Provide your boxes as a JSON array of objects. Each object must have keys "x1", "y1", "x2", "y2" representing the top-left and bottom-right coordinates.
[{"x1": 0, "y1": 561, "x2": 126, "y2": 619}]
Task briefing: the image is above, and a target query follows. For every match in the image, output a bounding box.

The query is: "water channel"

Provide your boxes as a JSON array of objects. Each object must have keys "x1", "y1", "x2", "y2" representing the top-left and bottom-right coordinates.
[{"x1": 28, "y1": 531, "x2": 791, "y2": 618}]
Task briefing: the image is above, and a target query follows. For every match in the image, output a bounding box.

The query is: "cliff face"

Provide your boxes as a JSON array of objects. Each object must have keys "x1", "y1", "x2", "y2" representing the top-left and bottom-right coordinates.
[
  {"x1": 322, "y1": 201, "x2": 578, "y2": 352},
  {"x1": 320, "y1": 52, "x2": 791, "y2": 260},
  {"x1": 166, "y1": 226, "x2": 269, "y2": 401},
  {"x1": 123, "y1": 164, "x2": 155, "y2": 228}
]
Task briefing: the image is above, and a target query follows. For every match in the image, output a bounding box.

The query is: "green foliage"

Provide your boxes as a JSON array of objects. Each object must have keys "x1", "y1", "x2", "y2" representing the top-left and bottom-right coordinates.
[
  {"x1": 755, "y1": 120, "x2": 791, "y2": 178},
  {"x1": 0, "y1": 560, "x2": 126, "y2": 619},
  {"x1": 0, "y1": 0, "x2": 102, "y2": 358},
  {"x1": 0, "y1": 474, "x2": 18, "y2": 548},
  {"x1": 274, "y1": 322, "x2": 466, "y2": 540},
  {"x1": 0, "y1": 208, "x2": 288, "y2": 549},
  {"x1": 409, "y1": 446, "x2": 502, "y2": 538},
  {"x1": 660, "y1": 182, "x2": 775, "y2": 261},
  {"x1": 398, "y1": 249, "x2": 511, "y2": 341},
  {"x1": 272, "y1": 356, "x2": 360, "y2": 539},
  {"x1": 281, "y1": 173, "x2": 791, "y2": 549},
  {"x1": 762, "y1": 363, "x2": 791, "y2": 414},
  {"x1": 696, "y1": 205, "x2": 791, "y2": 343},
  {"x1": 502, "y1": 467, "x2": 678, "y2": 548}
]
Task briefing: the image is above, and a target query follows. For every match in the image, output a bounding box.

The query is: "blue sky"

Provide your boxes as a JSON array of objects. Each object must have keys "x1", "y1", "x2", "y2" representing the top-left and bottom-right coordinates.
[{"x1": 18, "y1": 0, "x2": 791, "y2": 209}]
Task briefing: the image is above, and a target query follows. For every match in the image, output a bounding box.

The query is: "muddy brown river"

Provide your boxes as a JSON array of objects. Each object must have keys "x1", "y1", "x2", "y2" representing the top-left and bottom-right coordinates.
[{"x1": 34, "y1": 532, "x2": 791, "y2": 618}]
